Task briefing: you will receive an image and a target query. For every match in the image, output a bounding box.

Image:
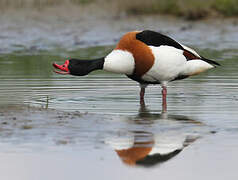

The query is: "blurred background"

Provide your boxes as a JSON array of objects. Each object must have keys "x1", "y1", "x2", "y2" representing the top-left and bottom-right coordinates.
[
  {"x1": 0, "y1": 0, "x2": 238, "y2": 53},
  {"x1": 1, "y1": 0, "x2": 238, "y2": 18},
  {"x1": 0, "y1": 0, "x2": 238, "y2": 52}
]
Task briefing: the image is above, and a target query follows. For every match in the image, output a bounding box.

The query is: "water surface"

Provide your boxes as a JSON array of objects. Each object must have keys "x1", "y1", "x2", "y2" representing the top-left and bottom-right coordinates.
[{"x1": 1, "y1": 37, "x2": 238, "y2": 180}]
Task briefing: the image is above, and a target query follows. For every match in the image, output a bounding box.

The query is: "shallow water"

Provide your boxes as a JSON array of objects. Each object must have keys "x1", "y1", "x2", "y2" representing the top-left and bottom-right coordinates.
[
  {"x1": 1, "y1": 47, "x2": 238, "y2": 115},
  {"x1": 0, "y1": 46, "x2": 238, "y2": 179},
  {"x1": 1, "y1": 21, "x2": 238, "y2": 179}
]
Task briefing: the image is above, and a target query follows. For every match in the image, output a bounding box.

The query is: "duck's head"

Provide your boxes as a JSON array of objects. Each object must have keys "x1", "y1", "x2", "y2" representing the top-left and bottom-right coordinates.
[{"x1": 53, "y1": 58, "x2": 105, "y2": 76}]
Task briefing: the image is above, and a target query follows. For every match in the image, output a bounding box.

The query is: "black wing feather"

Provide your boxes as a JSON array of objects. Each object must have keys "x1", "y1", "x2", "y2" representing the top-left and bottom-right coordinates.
[
  {"x1": 136, "y1": 30, "x2": 184, "y2": 50},
  {"x1": 136, "y1": 30, "x2": 221, "y2": 66}
]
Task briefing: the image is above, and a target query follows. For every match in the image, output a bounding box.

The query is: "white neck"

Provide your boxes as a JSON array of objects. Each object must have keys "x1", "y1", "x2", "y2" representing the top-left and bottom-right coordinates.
[{"x1": 103, "y1": 50, "x2": 135, "y2": 75}]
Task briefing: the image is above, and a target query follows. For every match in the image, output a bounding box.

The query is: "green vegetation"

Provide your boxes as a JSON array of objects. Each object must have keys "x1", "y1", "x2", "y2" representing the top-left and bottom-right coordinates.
[
  {"x1": 213, "y1": 0, "x2": 238, "y2": 16},
  {"x1": 0, "y1": 0, "x2": 238, "y2": 19},
  {"x1": 116, "y1": 0, "x2": 238, "y2": 19},
  {"x1": 70, "y1": 0, "x2": 95, "y2": 5}
]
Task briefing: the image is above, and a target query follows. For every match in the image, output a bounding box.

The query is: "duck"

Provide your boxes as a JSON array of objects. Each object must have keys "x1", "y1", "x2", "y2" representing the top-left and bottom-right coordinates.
[{"x1": 53, "y1": 30, "x2": 220, "y2": 112}]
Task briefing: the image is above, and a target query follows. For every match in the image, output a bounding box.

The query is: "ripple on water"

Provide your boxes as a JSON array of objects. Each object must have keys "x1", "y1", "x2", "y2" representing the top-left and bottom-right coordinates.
[{"x1": 0, "y1": 48, "x2": 238, "y2": 172}]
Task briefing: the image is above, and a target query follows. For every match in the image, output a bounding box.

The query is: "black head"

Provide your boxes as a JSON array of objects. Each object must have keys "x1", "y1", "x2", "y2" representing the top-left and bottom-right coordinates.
[{"x1": 53, "y1": 58, "x2": 105, "y2": 76}]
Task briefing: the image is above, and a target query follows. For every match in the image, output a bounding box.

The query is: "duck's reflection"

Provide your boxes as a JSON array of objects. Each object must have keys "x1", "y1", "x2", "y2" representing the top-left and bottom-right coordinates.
[
  {"x1": 138, "y1": 104, "x2": 203, "y2": 125},
  {"x1": 107, "y1": 105, "x2": 202, "y2": 167},
  {"x1": 115, "y1": 131, "x2": 154, "y2": 166},
  {"x1": 113, "y1": 130, "x2": 198, "y2": 167}
]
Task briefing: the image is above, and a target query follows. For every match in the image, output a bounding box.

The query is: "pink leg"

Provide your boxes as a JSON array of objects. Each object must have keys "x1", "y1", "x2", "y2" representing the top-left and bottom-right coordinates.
[
  {"x1": 162, "y1": 86, "x2": 167, "y2": 113},
  {"x1": 140, "y1": 87, "x2": 145, "y2": 106}
]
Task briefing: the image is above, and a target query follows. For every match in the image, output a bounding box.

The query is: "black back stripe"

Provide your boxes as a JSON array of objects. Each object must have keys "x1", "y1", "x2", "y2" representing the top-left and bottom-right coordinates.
[
  {"x1": 201, "y1": 57, "x2": 221, "y2": 66},
  {"x1": 136, "y1": 30, "x2": 221, "y2": 66},
  {"x1": 136, "y1": 30, "x2": 184, "y2": 50}
]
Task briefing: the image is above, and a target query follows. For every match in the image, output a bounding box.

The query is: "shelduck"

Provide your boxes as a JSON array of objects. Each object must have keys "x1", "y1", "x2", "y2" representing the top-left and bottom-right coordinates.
[
  {"x1": 106, "y1": 129, "x2": 198, "y2": 167},
  {"x1": 53, "y1": 30, "x2": 220, "y2": 112}
]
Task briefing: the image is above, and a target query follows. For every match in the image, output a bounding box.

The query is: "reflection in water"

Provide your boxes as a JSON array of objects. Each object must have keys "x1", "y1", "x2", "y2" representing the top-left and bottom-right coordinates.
[
  {"x1": 107, "y1": 105, "x2": 201, "y2": 167},
  {"x1": 138, "y1": 104, "x2": 203, "y2": 125},
  {"x1": 115, "y1": 131, "x2": 155, "y2": 166},
  {"x1": 114, "y1": 130, "x2": 198, "y2": 167}
]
